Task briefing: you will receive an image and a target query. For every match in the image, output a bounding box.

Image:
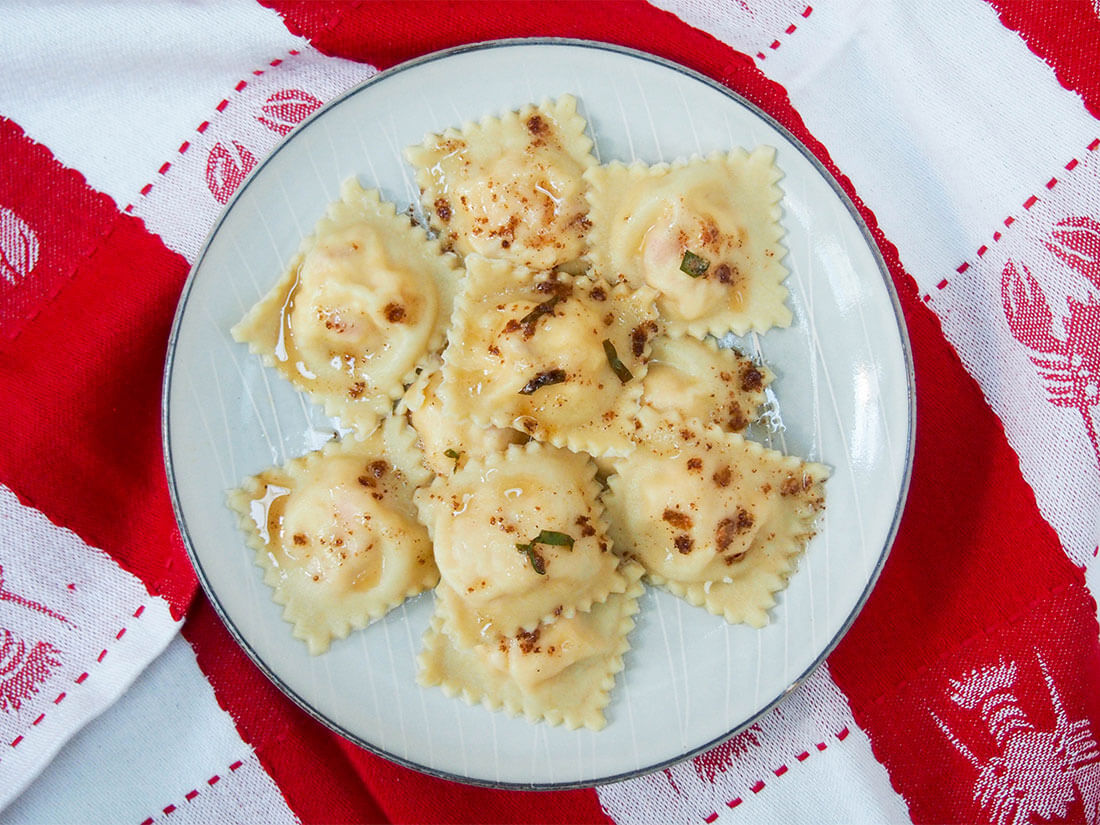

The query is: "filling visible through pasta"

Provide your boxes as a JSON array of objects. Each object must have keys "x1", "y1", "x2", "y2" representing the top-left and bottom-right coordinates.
[
  {"x1": 415, "y1": 442, "x2": 627, "y2": 647},
  {"x1": 406, "y1": 95, "x2": 597, "y2": 270},
  {"x1": 441, "y1": 255, "x2": 658, "y2": 457}
]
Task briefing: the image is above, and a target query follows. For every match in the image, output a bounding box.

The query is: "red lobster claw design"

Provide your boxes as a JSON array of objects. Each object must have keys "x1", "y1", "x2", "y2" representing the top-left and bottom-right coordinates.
[
  {"x1": 1001, "y1": 261, "x2": 1062, "y2": 354},
  {"x1": 1045, "y1": 216, "x2": 1100, "y2": 291},
  {"x1": 1002, "y1": 245, "x2": 1100, "y2": 471}
]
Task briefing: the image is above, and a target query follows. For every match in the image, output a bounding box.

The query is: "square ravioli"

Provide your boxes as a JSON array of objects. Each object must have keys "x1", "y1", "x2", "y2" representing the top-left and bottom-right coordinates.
[
  {"x1": 603, "y1": 408, "x2": 827, "y2": 627},
  {"x1": 414, "y1": 441, "x2": 629, "y2": 648},
  {"x1": 440, "y1": 254, "x2": 658, "y2": 457},
  {"x1": 399, "y1": 357, "x2": 527, "y2": 477},
  {"x1": 417, "y1": 560, "x2": 645, "y2": 731},
  {"x1": 643, "y1": 334, "x2": 773, "y2": 433},
  {"x1": 227, "y1": 416, "x2": 436, "y2": 654},
  {"x1": 584, "y1": 148, "x2": 790, "y2": 337},
  {"x1": 405, "y1": 95, "x2": 597, "y2": 271},
  {"x1": 233, "y1": 178, "x2": 462, "y2": 435}
]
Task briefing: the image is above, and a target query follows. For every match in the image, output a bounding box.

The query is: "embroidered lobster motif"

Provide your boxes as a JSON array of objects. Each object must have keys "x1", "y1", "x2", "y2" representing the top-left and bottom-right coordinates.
[
  {"x1": 932, "y1": 654, "x2": 1100, "y2": 825},
  {"x1": 0, "y1": 564, "x2": 72, "y2": 713},
  {"x1": 1002, "y1": 216, "x2": 1100, "y2": 471},
  {"x1": 0, "y1": 627, "x2": 62, "y2": 713}
]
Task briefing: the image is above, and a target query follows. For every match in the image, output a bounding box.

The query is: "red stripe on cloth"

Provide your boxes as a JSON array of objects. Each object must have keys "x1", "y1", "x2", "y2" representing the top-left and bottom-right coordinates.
[
  {"x1": 185, "y1": 595, "x2": 613, "y2": 824},
  {"x1": 334, "y1": 736, "x2": 613, "y2": 825},
  {"x1": 261, "y1": 1, "x2": 763, "y2": 89},
  {"x1": 182, "y1": 597, "x2": 389, "y2": 825},
  {"x1": 0, "y1": 118, "x2": 195, "y2": 618},
  {"x1": 843, "y1": 584, "x2": 1100, "y2": 824},
  {"x1": 244, "y1": 3, "x2": 1098, "y2": 823},
  {"x1": 0, "y1": 119, "x2": 117, "y2": 342},
  {"x1": 987, "y1": 0, "x2": 1100, "y2": 120}
]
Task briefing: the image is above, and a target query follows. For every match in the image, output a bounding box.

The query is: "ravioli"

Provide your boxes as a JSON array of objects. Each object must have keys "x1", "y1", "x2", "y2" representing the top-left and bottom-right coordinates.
[
  {"x1": 233, "y1": 178, "x2": 462, "y2": 434},
  {"x1": 227, "y1": 416, "x2": 436, "y2": 654},
  {"x1": 644, "y1": 335, "x2": 773, "y2": 432},
  {"x1": 603, "y1": 408, "x2": 827, "y2": 627},
  {"x1": 585, "y1": 148, "x2": 790, "y2": 337},
  {"x1": 414, "y1": 441, "x2": 628, "y2": 647},
  {"x1": 417, "y1": 560, "x2": 645, "y2": 730},
  {"x1": 400, "y1": 358, "x2": 527, "y2": 476},
  {"x1": 440, "y1": 254, "x2": 658, "y2": 457},
  {"x1": 405, "y1": 95, "x2": 597, "y2": 270}
]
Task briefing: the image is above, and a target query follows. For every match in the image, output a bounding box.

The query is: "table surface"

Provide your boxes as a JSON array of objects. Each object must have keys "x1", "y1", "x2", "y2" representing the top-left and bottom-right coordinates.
[{"x1": 1, "y1": 2, "x2": 1098, "y2": 824}]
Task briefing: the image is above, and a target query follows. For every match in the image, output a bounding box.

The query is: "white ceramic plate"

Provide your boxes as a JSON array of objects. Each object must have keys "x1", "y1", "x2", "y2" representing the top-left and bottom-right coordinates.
[{"x1": 164, "y1": 40, "x2": 913, "y2": 788}]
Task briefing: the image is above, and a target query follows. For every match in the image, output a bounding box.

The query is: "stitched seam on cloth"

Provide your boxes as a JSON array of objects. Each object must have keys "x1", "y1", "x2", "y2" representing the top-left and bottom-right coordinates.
[
  {"x1": 755, "y1": 5, "x2": 814, "y2": 62},
  {"x1": 925, "y1": 136, "x2": 1100, "y2": 303},
  {"x1": 6, "y1": 604, "x2": 147, "y2": 753},
  {"x1": 855, "y1": 580, "x2": 1083, "y2": 711},
  {"x1": 136, "y1": 758, "x2": 247, "y2": 825},
  {"x1": 697, "y1": 725, "x2": 851, "y2": 822},
  {"x1": 123, "y1": 47, "x2": 305, "y2": 212}
]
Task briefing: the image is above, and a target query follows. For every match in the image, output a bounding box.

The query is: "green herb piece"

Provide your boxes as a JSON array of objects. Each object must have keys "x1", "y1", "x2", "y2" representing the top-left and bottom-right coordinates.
[
  {"x1": 528, "y1": 530, "x2": 575, "y2": 548},
  {"x1": 515, "y1": 543, "x2": 547, "y2": 575},
  {"x1": 443, "y1": 448, "x2": 462, "y2": 468},
  {"x1": 518, "y1": 368, "x2": 567, "y2": 395},
  {"x1": 517, "y1": 543, "x2": 547, "y2": 576},
  {"x1": 515, "y1": 530, "x2": 575, "y2": 575},
  {"x1": 680, "y1": 250, "x2": 710, "y2": 278},
  {"x1": 602, "y1": 338, "x2": 634, "y2": 384}
]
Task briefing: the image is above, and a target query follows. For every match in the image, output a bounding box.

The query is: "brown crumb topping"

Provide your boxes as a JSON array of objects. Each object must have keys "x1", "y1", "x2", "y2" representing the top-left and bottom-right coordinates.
[
  {"x1": 740, "y1": 365, "x2": 764, "y2": 393},
  {"x1": 516, "y1": 626, "x2": 541, "y2": 654},
  {"x1": 526, "y1": 114, "x2": 549, "y2": 136},
  {"x1": 715, "y1": 508, "x2": 754, "y2": 552},
  {"x1": 383, "y1": 302, "x2": 407, "y2": 324}
]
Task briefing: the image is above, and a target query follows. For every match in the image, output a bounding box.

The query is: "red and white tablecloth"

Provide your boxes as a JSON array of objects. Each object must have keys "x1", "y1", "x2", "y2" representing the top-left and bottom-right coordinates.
[{"x1": 1, "y1": 1, "x2": 1098, "y2": 822}]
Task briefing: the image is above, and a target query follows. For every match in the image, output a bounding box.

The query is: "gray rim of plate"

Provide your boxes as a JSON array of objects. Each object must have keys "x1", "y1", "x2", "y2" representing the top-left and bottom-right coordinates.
[{"x1": 162, "y1": 37, "x2": 916, "y2": 791}]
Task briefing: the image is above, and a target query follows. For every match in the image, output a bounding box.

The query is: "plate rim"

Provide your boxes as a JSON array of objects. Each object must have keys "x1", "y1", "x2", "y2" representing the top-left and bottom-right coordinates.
[{"x1": 162, "y1": 36, "x2": 917, "y2": 791}]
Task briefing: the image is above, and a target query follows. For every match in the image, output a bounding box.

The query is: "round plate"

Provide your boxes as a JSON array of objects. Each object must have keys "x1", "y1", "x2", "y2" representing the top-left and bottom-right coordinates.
[{"x1": 164, "y1": 39, "x2": 914, "y2": 789}]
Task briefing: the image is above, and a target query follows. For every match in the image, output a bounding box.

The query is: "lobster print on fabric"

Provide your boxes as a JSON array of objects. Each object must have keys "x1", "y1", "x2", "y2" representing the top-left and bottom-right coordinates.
[
  {"x1": 0, "y1": 564, "x2": 71, "y2": 713},
  {"x1": 931, "y1": 653, "x2": 1100, "y2": 825},
  {"x1": 1002, "y1": 216, "x2": 1100, "y2": 471}
]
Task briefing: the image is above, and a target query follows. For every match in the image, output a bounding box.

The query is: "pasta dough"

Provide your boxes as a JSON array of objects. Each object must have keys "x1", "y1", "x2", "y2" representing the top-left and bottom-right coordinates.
[
  {"x1": 604, "y1": 408, "x2": 827, "y2": 627},
  {"x1": 585, "y1": 149, "x2": 790, "y2": 337},
  {"x1": 233, "y1": 179, "x2": 462, "y2": 434},
  {"x1": 414, "y1": 441, "x2": 628, "y2": 647},
  {"x1": 400, "y1": 358, "x2": 526, "y2": 476},
  {"x1": 406, "y1": 95, "x2": 597, "y2": 271},
  {"x1": 228, "y1": 93, "x2": 829, "y2": 734},
  {"x1": 417, "y1": 560, "x2": 645, "y2": 730},
  {"x1": 643, "y1": 334, "x2": 773, "y2": 432},
  {"x1": 227, "y1": 416, "x2": 436, "y2": 654},
  {"x1": 441, "y1": 254, "x2": 658, "y2": 457}
]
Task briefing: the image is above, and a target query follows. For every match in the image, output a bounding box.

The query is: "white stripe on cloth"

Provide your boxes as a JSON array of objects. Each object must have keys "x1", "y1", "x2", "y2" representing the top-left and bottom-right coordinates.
[
  {"x1": 127, "y1": 48, "x2": 376, "y2": 261},
  {"x1": 0, "y1": 0, "x2": 307, "y2": 210},
  {"x1": 598, "y1": 666, "x2": 910, "y2": 824},
  {"x1": 646, "y1": 0, "x2": 1100, "y2": 571},
  {"x1": 0, "y1": 484, "x2": 180, "y2": 812},
  {"x1": 0, "y1": 5, "x2": 374, "y2": 819},
  {"x1": 2, "y1": 633, "x2": 298, "y2": 825}
]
